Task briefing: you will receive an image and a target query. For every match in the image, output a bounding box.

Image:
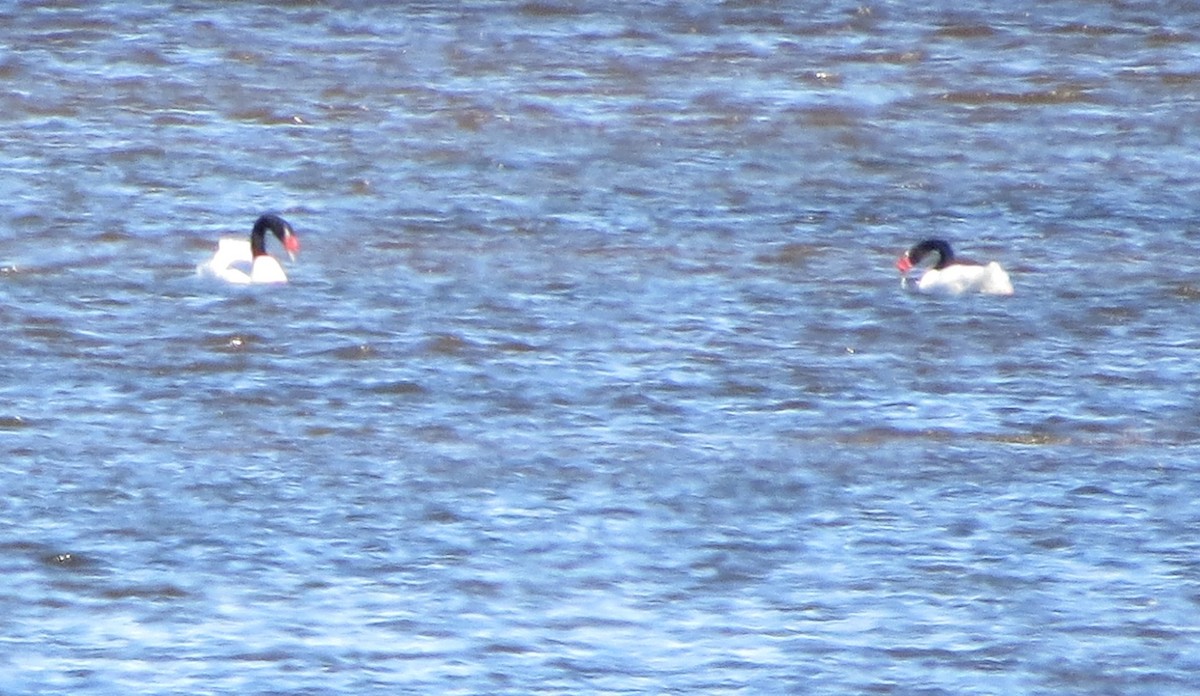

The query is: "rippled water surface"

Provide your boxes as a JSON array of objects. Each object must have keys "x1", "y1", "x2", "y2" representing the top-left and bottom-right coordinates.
[{"x1": 3, "y1": 2, "x2": 1200, "y2": 694}]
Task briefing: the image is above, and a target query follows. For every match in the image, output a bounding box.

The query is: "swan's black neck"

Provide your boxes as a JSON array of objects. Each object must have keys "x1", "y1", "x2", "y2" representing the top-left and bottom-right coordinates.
[
  {"x1": 249, "y1": 213, "x2": 294, "y2": 257},
  {"x1": 907, "y1": 239, "x2": 957, "y2": 269}
]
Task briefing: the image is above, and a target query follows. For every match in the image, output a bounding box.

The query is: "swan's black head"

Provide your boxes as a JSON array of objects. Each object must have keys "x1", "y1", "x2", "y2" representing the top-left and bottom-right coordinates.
[
  {"x1": 250, "y1": 213, "x2": 300, "y2": 260},
  {"x1": 897, "y1": 238, "x2": 955, "y2": 272}
]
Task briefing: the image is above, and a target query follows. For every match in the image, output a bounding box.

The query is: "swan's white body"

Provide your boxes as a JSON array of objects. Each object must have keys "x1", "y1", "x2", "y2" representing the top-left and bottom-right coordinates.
[
  {"x1": 905, "y1": 262, "x2": 1013, "y2": 296},
  {"x1": 197, "y1": 238, "x2": 289, "y2": 284}
]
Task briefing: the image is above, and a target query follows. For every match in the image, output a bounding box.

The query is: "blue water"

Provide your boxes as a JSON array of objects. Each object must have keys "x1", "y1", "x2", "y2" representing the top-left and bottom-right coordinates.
[{"x1": 2, "y1": 2, "x2": 1200, "y2": 694}]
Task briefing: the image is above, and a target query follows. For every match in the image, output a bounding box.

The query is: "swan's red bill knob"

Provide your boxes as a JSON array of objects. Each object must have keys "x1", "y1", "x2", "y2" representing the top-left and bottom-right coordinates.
[
  {"x1": 896, "y1": 255, "x2": 913, "y2": 273},
  {"x1": 283, "y1": 233, "x2": 300, "y2": 261}
]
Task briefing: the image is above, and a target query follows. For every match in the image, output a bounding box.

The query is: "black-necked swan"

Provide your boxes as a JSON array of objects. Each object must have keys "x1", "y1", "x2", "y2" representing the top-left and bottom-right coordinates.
[
  {"x1": 895, "y1": 239, "x2": 1013, "y2": 295},
  {"x1": 198, "y1": 214, "x2": 300, "y2": 284}
]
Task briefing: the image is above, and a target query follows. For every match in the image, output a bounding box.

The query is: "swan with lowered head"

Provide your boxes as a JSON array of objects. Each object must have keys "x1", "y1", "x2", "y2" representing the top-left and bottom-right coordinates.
[
  {"x1": 198, "y1": 213, "x2": 300, "y2": 284},
  {"x1": 896, "y1": 239, "x2": 1012, "y2": 295}
]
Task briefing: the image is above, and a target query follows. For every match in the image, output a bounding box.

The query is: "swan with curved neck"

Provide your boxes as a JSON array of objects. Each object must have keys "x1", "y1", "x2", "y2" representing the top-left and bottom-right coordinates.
[
  {"x1": 198, "y1": 214, "x2": 300, "y2": 284},
  {"x1": 896, "y1": 239, "x2": 1012, "y2": 295}
]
